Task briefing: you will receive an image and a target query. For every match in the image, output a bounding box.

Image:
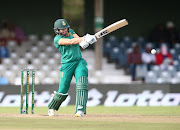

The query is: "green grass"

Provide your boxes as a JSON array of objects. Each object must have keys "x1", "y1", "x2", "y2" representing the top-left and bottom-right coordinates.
[
  {"x1": 1, "y1": 106, "x2": 180, "y2": 116},
  {"x1": 0, "y1": 106, "x2": 180, "y2": 130},
  {"x1": 0, "y1": 117, "x2": 179, "y2": 130},
  {"x1": 88, "y1": 106, "x2": 180, "y2": 116}
]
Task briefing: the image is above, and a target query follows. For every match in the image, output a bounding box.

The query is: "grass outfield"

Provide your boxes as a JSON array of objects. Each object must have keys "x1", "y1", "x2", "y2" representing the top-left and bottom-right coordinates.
[{"x1": 0, "y1": 106, "x2": 180, "y2": 130}]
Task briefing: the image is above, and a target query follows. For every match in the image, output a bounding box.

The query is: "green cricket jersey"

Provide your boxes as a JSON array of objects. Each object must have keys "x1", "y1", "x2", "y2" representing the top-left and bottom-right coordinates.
[{"x1": 54, "y1": 28, "x2": 82, "y2": 63}]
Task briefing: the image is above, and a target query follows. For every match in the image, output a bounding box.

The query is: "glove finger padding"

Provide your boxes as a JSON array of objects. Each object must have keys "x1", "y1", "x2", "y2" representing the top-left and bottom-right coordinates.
[
  {"x1": 84, "y1": 34, "x2": 97, "y2": 44},
  {"x1": 79, "y1": 40, "x2": 89, "y2": 49}
]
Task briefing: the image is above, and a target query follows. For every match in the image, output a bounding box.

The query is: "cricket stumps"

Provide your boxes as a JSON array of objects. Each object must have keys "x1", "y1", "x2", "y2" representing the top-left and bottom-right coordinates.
[{"x1": 20, "y1": 68, "x2": 35, "y2": 114}]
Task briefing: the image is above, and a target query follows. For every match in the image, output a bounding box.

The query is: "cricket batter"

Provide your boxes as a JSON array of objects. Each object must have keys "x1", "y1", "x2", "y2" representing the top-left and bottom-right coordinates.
[{"x1": 48, "y1": 19, "x2": 97, "y2": 117}]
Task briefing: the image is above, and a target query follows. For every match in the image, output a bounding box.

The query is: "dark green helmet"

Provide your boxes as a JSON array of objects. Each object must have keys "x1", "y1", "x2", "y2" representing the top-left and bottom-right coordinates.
[
  {"x1": 54, "y1": 19, "x2": 70, "y2": 29},
  {"x1": 53, "y1": 19, "x2": 70, "y2": 35}
]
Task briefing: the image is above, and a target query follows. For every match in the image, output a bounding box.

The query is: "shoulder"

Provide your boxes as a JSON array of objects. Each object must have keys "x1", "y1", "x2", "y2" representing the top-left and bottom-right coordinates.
[
  {"x1": 54, "y1": 35, "x2": 62, "y2": 40},
  {"x1": 54, "y1": 35, "x2": 62, "y2": 42},
  {"x1": 54, "y1": 35, "x2": 63, "y2": 47},
  {"x1": 69, "y1": 28, "x2": 74, "y2": 32},
  {"x1": 141, "y1": 52, "x2": 146, "y2": 56},
  {"x1": 69, "y1": 28, "x2": 76, "y2": 34},
  {"x1": 69, "y1": 28, "x2": 77, "y2": 38},
  {"x1": 167, "y1": 53, "x2": 172, "y2": 57},
  {"x1": 155, "y1": 53, "x2": 161, "y2": 57}
]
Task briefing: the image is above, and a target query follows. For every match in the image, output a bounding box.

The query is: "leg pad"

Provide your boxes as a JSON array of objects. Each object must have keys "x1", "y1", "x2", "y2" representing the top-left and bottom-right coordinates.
[
  {"x1": 48, "y1": 93, "x2": 68, "y2": 110},
  {"x1": 75, "y1": 76, "x2": 88, "y2": 114}
]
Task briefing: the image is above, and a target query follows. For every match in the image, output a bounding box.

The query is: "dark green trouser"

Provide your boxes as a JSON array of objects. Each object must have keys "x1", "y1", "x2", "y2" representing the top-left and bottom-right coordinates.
[
  {"x1": 57, "y1": 58, "x2": 88, "y2": 94},
  {"x1": 56, "y1": 58, "x2": 88, "y2": 114}
]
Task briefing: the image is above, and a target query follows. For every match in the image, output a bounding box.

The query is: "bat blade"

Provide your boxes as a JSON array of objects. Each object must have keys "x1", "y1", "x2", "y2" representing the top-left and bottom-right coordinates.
[{"x1": 95, "y1": 19, "x2": 128, "y2": 39}]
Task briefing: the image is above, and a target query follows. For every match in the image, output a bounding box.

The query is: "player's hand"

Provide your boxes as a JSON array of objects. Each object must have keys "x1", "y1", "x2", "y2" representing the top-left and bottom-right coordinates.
[
  {"x1": 79, "y1": 40, "x2": 89, "y2": 49},
  {"x1": 84, "y1": 34, "x2": 97, "y2": 44}
]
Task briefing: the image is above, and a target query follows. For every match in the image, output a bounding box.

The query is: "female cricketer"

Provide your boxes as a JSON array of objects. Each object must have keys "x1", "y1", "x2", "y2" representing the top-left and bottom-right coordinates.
[{"x1": 48, "y1": 19, "x2": 97, "y2": 117}]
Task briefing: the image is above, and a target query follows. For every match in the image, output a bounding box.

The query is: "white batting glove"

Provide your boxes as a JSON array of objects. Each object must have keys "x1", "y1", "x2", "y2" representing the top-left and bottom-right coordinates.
[
  {"x1": 79, "y1": 40, "x2": 89, "y2": 49},
  {"x1": 84, "y1": 34, "x2": 97, "y2": 44}
]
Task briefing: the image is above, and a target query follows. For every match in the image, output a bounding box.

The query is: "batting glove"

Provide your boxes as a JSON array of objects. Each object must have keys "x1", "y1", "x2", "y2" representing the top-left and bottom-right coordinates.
[
  {"x1": 79, "y1": 40, "x2": 89, "y2": 49},
  {"x1": 84, "y1": 34, "x2": 97, "y2": 44}
]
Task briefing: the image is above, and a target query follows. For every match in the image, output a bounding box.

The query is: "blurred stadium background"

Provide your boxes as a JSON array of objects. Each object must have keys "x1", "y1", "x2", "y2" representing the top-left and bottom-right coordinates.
[{"x1": 0, "y1": 0, "x2": 180, "y2": 111}]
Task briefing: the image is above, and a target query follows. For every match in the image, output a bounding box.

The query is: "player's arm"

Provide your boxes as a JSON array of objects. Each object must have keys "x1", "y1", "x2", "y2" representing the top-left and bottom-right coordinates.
[
  {"x1": 72, "y1": 34, "x2": 90, "y2": 49},
  {"x1": 58, "y1": 37, "x2": 83, "y2": 45},
  {"x1": 58, "y1": 33, "x2": 96, "y2": 49},
  {"x1": 73, "y1": 34, "x2": 80, "y2": 38}
]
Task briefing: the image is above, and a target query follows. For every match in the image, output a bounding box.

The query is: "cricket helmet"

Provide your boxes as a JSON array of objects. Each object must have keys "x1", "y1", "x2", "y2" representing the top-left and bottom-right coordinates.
[{"x1": 53, "y1": 19, "x2": 70, "y2": 35}]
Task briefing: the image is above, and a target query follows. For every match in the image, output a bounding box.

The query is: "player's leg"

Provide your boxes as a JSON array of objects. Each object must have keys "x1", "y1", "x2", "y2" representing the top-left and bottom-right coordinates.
[
  {"x1": 48, "y1": 92, "x2": 68, "y2": 116},
  {"x1": 48, "y1": 63, "x2": 75, "y2": 115},
  {"x1": 74, "y1": 59, "x2": 88, "y2": 117},
  {"x1": 129, "y1": 64, "x2": 136, "y2": 81}
]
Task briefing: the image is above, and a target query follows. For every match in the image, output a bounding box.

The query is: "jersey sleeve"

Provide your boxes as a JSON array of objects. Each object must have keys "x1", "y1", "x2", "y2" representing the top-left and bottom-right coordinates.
[
  {"x1": 54, "y1": 35, "x2": 62, "y2": 49},
  {"x1": 69, "y1": 28, "x2": 77, "y2": 37}
]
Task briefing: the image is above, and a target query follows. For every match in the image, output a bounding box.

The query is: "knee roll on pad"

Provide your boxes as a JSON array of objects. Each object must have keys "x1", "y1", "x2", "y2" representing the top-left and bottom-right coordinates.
[
  {"x1": 76, "y1": 76, "x2": 88, "y2": 90},
  {"x1": 48, "y1": 93, "x2": 68, "y2": 110},
  {"x1": 75, "y1": 76, "x2": 88, "y2": 114}
]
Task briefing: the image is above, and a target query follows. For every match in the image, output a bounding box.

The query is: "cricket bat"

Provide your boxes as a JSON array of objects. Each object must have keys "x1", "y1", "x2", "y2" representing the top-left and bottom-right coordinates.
[{"x1": 95, "y1": 19, "x2": 128, "y2": 38}]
